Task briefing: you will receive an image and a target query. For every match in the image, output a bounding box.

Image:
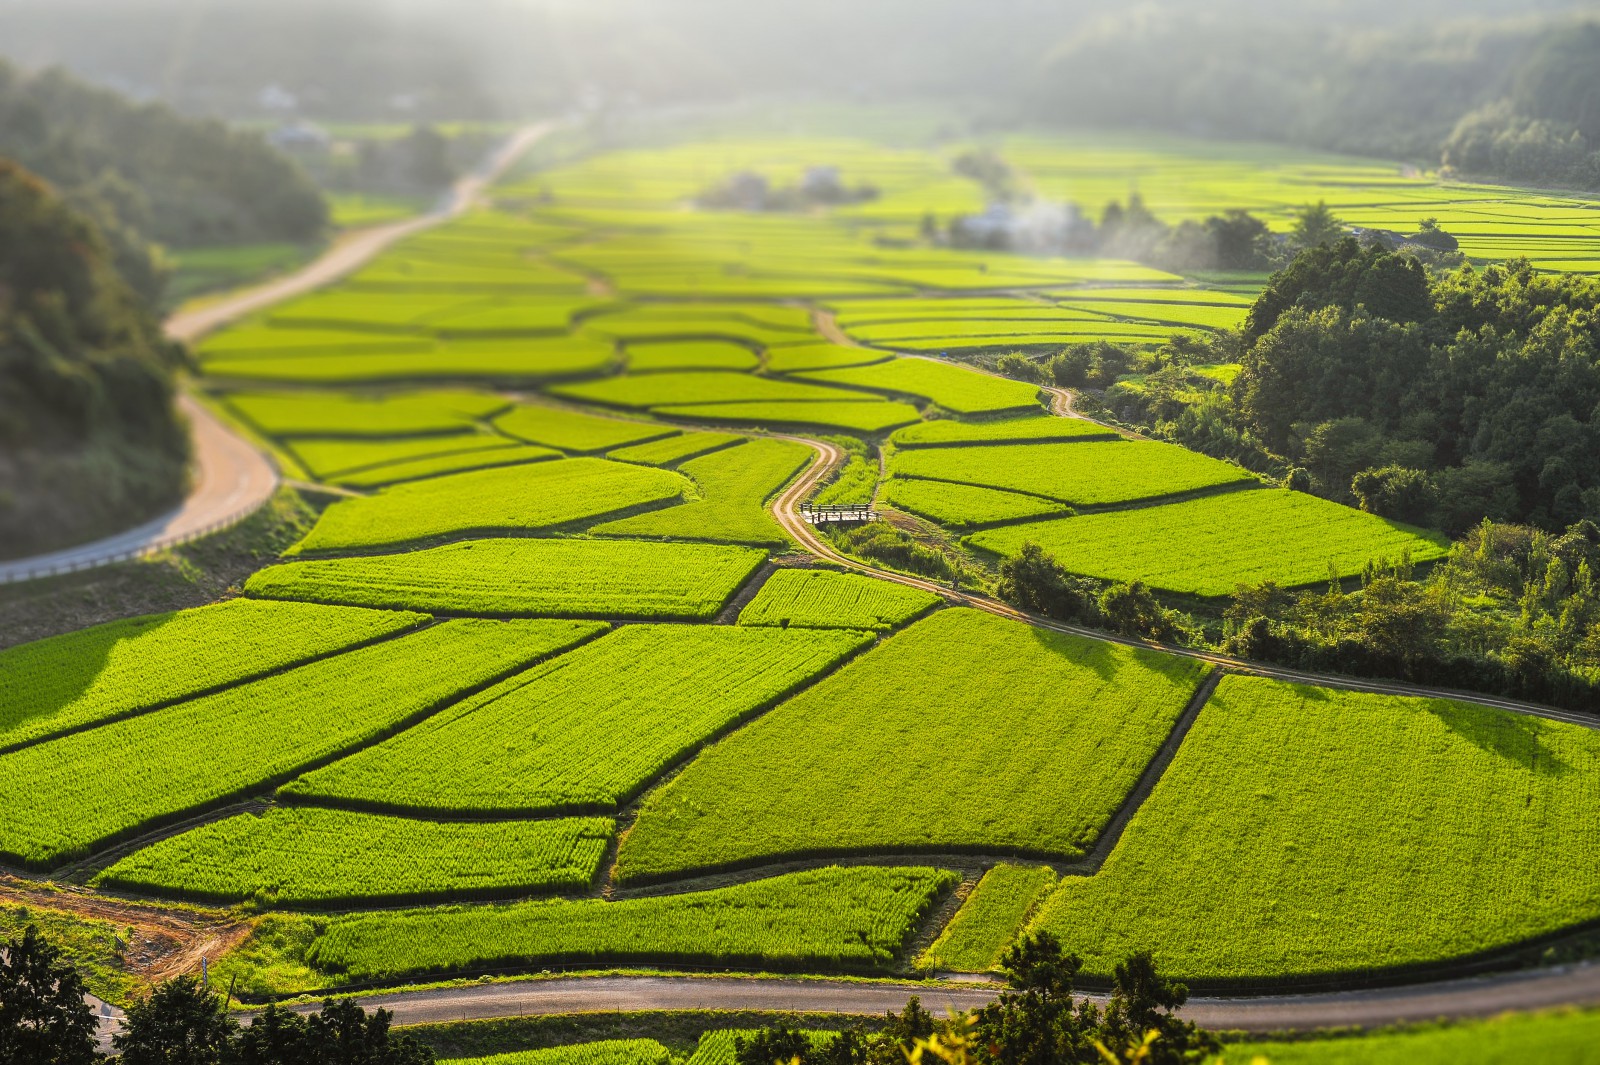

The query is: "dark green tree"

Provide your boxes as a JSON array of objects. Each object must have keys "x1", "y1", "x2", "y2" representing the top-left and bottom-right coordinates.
[
  {"x1": 0, "y1": 926, "x2": 102, "y2": 1065},
  {"x1": 113, "y1": 977, "x2": 234, "y2": 1065},
  {"x1": 1289, "y1": 201, "x2": 1343, "y2": 250}
]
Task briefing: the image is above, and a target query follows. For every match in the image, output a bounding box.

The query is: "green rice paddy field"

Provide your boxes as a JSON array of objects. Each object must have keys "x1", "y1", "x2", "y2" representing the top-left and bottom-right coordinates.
[{"x1": 13, "y1": 120, "x2": 1600, "y2": 1005}]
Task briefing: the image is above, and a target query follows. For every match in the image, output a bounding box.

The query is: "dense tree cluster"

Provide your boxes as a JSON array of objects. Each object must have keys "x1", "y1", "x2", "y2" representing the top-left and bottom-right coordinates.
[
  {"x1": 0, "y1": 159, "x2": 188, "y2": 559},
  {"x1": 1231, "y1": 240, "x2": 1600, "y2": 532},
  {"x1": 0, "y1": 925, "x2": 432, "y2": 1065},
  {"x1": 0, "y1": 59, "x2": 326, "y2": 302},
  {"x1": 735, "y1": 934, "x2": 1213, "y2": 1065},
  {"x1": 1223, "y1": 520, "x2": 1600, "y2": 710}
]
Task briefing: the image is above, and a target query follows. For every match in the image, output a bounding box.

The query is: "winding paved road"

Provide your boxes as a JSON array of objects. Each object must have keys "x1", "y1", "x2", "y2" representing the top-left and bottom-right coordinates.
[{"x1": 0, "y1": 122, "x2": 555, "y2": 584}]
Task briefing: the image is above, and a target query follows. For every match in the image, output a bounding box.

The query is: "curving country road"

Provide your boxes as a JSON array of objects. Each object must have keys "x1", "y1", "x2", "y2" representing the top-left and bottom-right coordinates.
[
  {"x1": 0, "y1": 122, "x2": 556, "y2": 585},
  {"x1": 267, "y1": 963, "x2": 1600, "y2": 1033}
]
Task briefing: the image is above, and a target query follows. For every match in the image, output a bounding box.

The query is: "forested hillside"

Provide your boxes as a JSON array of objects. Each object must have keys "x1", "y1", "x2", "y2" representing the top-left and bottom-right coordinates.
[
  {"x1": 0, "y1": 60, "x2": 326, "y2": 303},
  {"x1": 0, "y1": 159, "x2": 188, "y2": 559}
]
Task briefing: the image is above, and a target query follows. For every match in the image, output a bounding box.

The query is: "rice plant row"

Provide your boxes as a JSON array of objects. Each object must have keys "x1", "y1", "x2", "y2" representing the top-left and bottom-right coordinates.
[
  {"x1": 0, "y1": 599, "x2": 428, "y2": 751},
  {"x1": 95, "y1": 807, "x2": 614, "y2": 907},
  {"x1": 303, "y1": 866, "x2": 957, "y2": 980},
  {"x1": 616, "y1": 609, "x2": 1207, "y2": 882},
  {"x1": 607, "y1": 431, "x2": 744, "y2": 467},
  {"x1": 0, "y1": 620, "x2": 600, "y2": 867},
  {"x1": 281, "y1": 625, "x2": 871, "y2": 817},
  {"x1": 737, "y1": 569, "x2": 939, "y2": 631},
  {"x1": 246, "y1": 538, "x2": 767, "y2": 620},
  {"x1": 494, "y1": 404, "x2": 675, "y2": 454}
]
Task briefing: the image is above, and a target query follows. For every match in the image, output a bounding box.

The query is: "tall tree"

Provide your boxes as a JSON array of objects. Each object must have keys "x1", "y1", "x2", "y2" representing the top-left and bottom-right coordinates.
[
  {"x1": 1289, "y1": 201, "x2": 1343, "y2": 250},
  {"x1": 0, "y1": 926, "x2": 101, "y2": 1065},
  {"x1": 112, "y1": 977, "x2": 234, "y2": 1065}
]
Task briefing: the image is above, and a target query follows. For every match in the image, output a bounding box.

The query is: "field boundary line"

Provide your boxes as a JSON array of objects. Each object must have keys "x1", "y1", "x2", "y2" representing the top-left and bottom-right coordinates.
[{"x1": 1079, "y1": 667, "x2": 1223, "y2": 872}]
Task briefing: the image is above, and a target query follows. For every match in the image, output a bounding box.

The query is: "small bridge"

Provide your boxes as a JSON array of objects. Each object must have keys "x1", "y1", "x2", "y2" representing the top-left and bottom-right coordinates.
[{"x1": 800, "y1": 503, "x2": 877, "y2": 524}]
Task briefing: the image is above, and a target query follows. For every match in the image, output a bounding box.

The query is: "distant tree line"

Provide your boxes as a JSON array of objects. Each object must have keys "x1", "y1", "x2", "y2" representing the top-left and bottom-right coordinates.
[
  {"x1": 0, "y1": 59, "x2": 327, "y2": 303},
  {"x1": 1025, "y1": 11, "x2": 1600, "y2": 190}
]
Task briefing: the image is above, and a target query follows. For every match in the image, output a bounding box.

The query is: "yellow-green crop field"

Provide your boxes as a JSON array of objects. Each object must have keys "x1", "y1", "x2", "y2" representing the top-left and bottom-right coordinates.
[{"x1": 11, "y1": 117, "x2": 1600, "y2": 999}]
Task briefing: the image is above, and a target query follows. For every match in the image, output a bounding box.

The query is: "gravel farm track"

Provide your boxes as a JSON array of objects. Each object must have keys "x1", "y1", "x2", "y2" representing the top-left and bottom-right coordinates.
[{"x1": 15, "y1": 131, "x2": 1600, "y2": 1039}]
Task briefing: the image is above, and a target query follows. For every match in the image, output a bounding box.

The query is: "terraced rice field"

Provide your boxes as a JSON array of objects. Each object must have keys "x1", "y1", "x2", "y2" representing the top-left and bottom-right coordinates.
[
  {"x1": 794, "y1": 358, "x2": 1044, "y2": 415},
  {"x1": 617, "y1": 609, "x2": 1206, "y2": 881},
  {"x1": 292, "y1": 866, "x2": 955, "y2": 980},
  {"x1": 442, "y1": 1041, "x2": 674, "y2": 1065},
  {"x1": 889, "y1": 415, "x2": 1114, "y2": 447},
  {"x1": 226, "y1": 390, "x2": 510, "y2": 437},
  {"x1": 920, "y1": 864, "x2": 1059, "y2": 973},
  {"x1": 737, "y1": 569, "x2": 939, "y2": 630},
  {"x1": 1031, "y1": 676, "x2": 1600, "y2": 980},
  {"x1": 246, "y1": 539, "x2": 766, "y2": 619},
  {"x1": 594, "y1": 438, "x2": 811, "y2": 545},
  {"x1": 15, "y1": 121, "x2": 1600, "y2": 995},
  {"x1": 889, "y1": 439, "x2": 1255, "y2": 507},
  {"x1": 282, "y1": 625, "x2": 870, "y2": 816},
  {"x1": 0, "y1": 599, "x2": 426, "y2": 750},
  {"x1": 881, "y1": 477, "x2": 1069, "y2": 526},
  {"x1": 970, "y1": 488, "x2": 1451, "y2": 595},
  {"x1": 95, "y1": 808, "x2": 614, "y2": 905},
  {"x1": 290, "y1": 459, "x2": 687, "y2": 553},
  {"x1": 0, "y1": 620, "x2": 596, "y2": 866}
]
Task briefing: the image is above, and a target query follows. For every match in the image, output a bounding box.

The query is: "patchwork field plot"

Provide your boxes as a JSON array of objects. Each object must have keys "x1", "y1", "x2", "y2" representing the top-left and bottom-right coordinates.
[
  {"x1": 246, "y1": 538, "x2": 766, "y2": 619},
  {"x1": 197, "y1": 325, "x2": 435, "y2": 361},
  {"x1": 286, "y1": 434, "x2": 534, "y2": 480},
  {"x1": 282, "y1": 625, "x2": 870, "y2": 816},
  {"x1": 921, "y1": 863, "x2": 1059, "y2": 973},
  {"x1": 765, "y1": 342, "x2": 892, "y2": 373},
  {"x1": 617, "y1": 609, "x2": 1206, "y2": 881},
  {"x1": 889, "y1": 415, "x2": 1114, "y2": 447},
  {"x1": 795, "y1": 358, "x2": 1044, "y2": 415},
  {"x1": 594, "y1": 438, "x2": 811, "y2": 545},
  {"x1": 1032, "y1": 676, "x2": 1600, "y2": 981},
  {"x1": 226, "y1": 390, "x2": 509, "y2": 438},
  {"x1": 889, "y1": 440, "x2": 1254, "y2": 506},
  {"x1": 495, "y1": 405, "x2": 675, "y2": 453},
  {"x1": 607, "y1": 431, "x2": 742, "y2": 466},
  {"x1": 204, "y1": 340, "x2": 615, "y2": 385},
  {"x1": 550, "y1": 371, "x2": 874, "y2": 409},
  {"x1": 95, "y1": 807, "x2": 614, "y2": 906},
  {"x1": 970, "y1": 488, "x2": 1451, "y2": 595},
  {"x1": 0, "y1": 599, "x2": 428, "y2": 751},
  {"x1": 297, "y1": 866, "x2": 955, "y2": 980},
  {"x1": 290, "y1": 459, "x2": 687, "y2": 553},
  {"x1": 1231, "y1": 1008, "x2": 1600, "y2": 1065},
  {"x1": 881, "y1": 477, "x2": 1069, "y2": 526},
  {"x1": 333, "y1": 446, "x2": 559, "y2": 488},
  {"x1": 627, "y1": 340, "x2": 760, "y2": 373},
  {"x1": 737, "y1": 569, "x2": 939, "y2": 631},
  {"x1": 0, "y1": 620, "x2": 598, "y2": 866},
  {"x1": 442, "y1": 1041, "x2": 673, "y2": 1065},
  {"x1": 652, "y1": 400, "x2": 921, "y2": 434}
]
